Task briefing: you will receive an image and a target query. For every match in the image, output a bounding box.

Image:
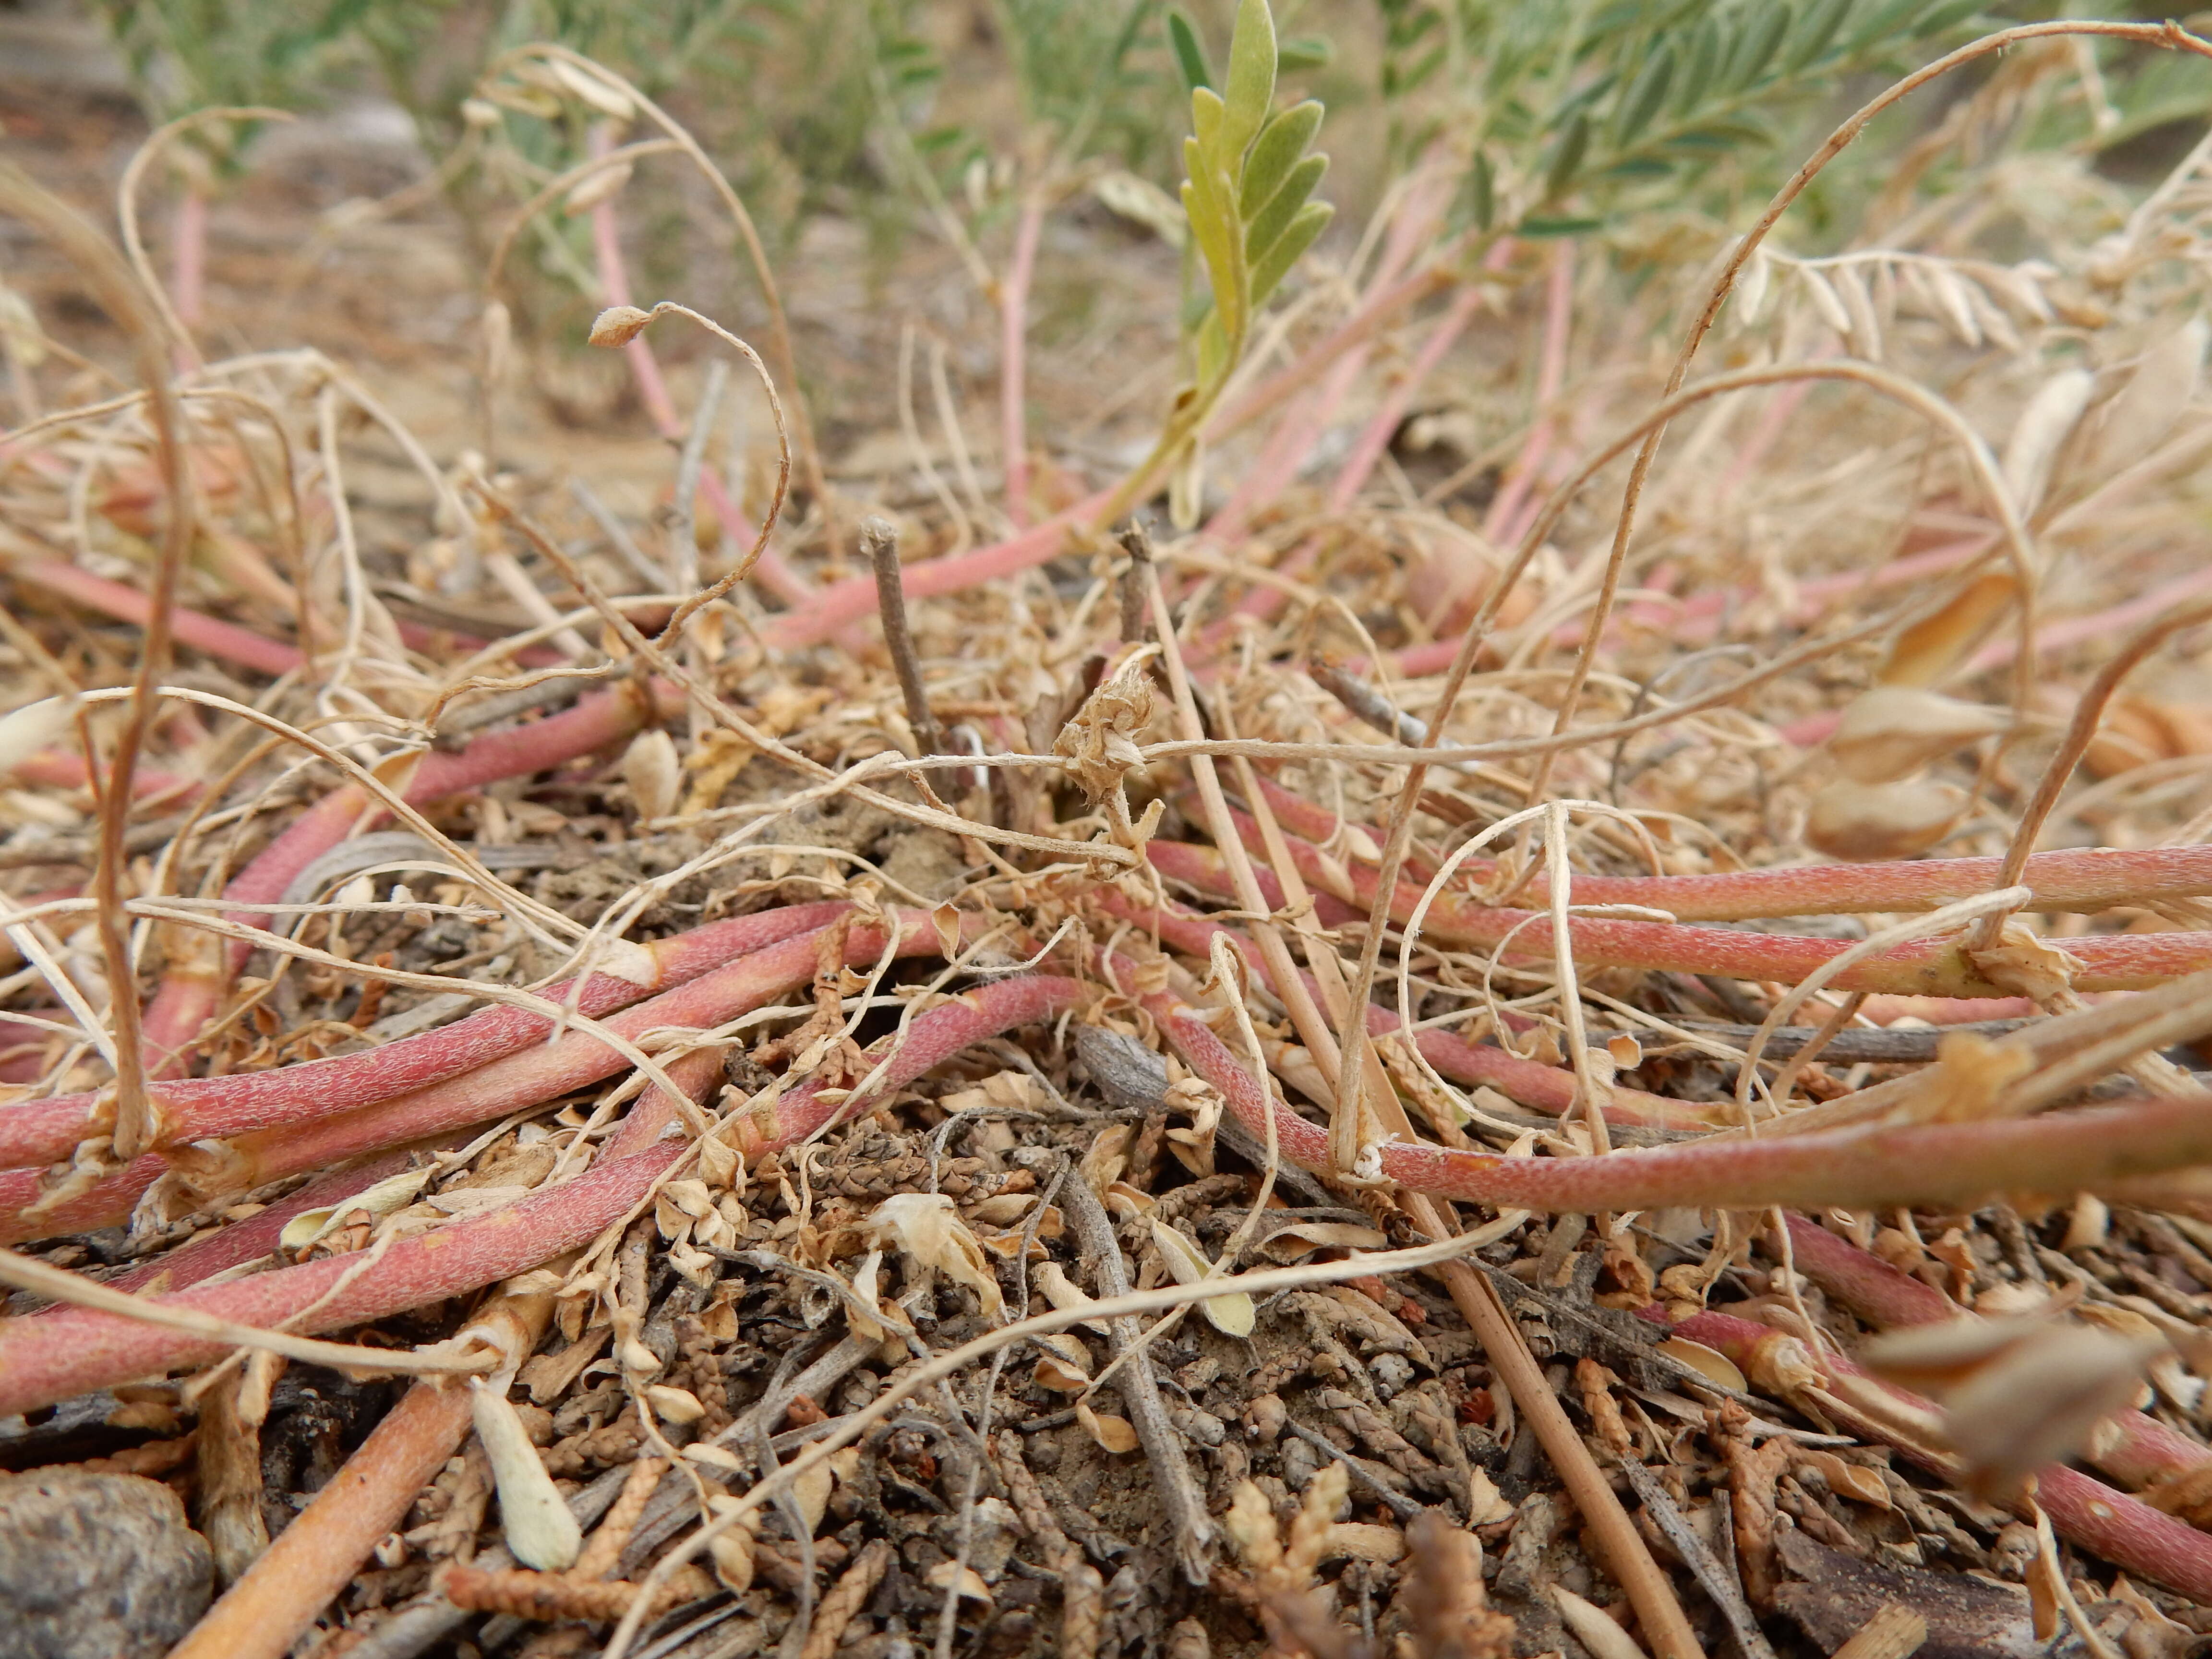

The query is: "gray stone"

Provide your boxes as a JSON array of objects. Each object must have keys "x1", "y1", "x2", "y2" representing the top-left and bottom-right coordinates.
[{"x1": 0, "y1": 1469, "x2": 214, "y2": 1659}]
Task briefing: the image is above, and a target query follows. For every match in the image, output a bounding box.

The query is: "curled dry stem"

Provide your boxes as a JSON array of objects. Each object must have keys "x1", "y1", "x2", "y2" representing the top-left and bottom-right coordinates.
[{"x1": 0, "y1": 161, "x2": 199, "y2": 1158}]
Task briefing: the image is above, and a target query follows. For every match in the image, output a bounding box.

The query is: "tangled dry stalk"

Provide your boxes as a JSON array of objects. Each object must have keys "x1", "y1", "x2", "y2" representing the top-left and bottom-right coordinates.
[{"x1": 6, "y1": 15, "x2": 2212, "y2": 1659}]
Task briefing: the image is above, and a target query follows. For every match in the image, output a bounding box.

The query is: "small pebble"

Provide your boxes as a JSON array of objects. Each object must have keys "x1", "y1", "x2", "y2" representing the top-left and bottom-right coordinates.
[{"x1": 0, "y1": 1469, "x2": 213, "y2": 1659}]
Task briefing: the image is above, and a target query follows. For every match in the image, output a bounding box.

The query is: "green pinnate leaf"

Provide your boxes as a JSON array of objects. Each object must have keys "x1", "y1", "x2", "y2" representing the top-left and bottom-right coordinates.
[
  {"x1": 1785, "y1": 0, "x2": 1854, "y2": 71},
  {"x1": 1460, "y1": 149, "x2": 1495, "y2": 232},
  {"x1": 1729, "y1": 2, "x2": 1791, "y2": 88},
  {"x1": 1167, "y1": 9, "x2": 1210, "y2": 93},
  {"x1": 1239, "y1": 100, "x2": 1323, "y2": 216},
  {"x1": 1615, "y1": 42, "x2": 1676, "y2": 145},
  {"x1": 1277, "y1": 35, "x2": 1330, "y2": 71},
  {"x1": 1222, "y1": 0, "x2": 1277, "y2": 161},
  {"x1": 1678, "y1": 17, "x2": 1722, "y2": 111},
  {"x1": 1249, "y1": 200, "x2": 1331, "y2": 306},
  {"x1": 1245, "y1": 153, "x2": 1327, "y2": 258},
  {"x1": 1191, "y1": 84, "x2": 1225, "y2": 164},
  {"x1": 1544, "y1": 110, "x2": 1591, "y2": 202},
  {"x1": 1911, "y1": 0, "x2": 1986, "y2": 34}
]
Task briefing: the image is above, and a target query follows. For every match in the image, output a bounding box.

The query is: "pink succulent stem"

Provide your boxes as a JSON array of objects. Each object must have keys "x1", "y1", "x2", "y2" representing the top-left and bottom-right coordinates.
[
  {"x1": 1667, "y1": 1306, "x2": 2212, "y2": 1602},
  {"x1": 1222, "y1": 779, "x2": 2212, "y2": 920},
  {"x1": 137, "y1": 679, "x2": 682, "y2": 1078},
  {"x1": 0, "y1": 903, "x2": 849, "y2": 1169},
  {"x1": 1000, "y1": 192, "x2": 1045, "y2": 533},
  {"x1": 172, "y1": 182, "x2": 207, "y2": 333},
  {"x1": 12, "y1": 559, "x2": 304, "y2": 677},
  {"x1": 1481, "y1": 241, "x2": 1575, "y2": 546},
  {"x1": 1966, "y1": 564, "x2": 2212, "y2": 678},
  {"x1": 0, "y1": 974, "x2": 1080, "y2": 1420},
  {"x1": 8, "y1": 749, "x2": 198, "y2": 804},
  {"x1": 764, "y1": 491, "x2": 1113, "y2": 650},
  {"x1": 1166, "y1": 819, "x2": 2212, "y2": 993},
  {"x1": 1097, "y1": 886, "x2": 1716, "y2": 1132},
  {"x1": 1388, "y1": 534, "x2": 1990, "y2": 680},
  {"x1": 0, "y1": 909, "x2": 966, "y2": 1244},
  {"x1": 1136, "y1": 976, "x2": 2212, "y2": 1214}
]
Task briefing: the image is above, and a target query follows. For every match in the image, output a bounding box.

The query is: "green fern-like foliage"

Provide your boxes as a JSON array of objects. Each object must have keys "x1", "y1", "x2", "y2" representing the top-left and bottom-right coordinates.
[
  {"x1": 1377, "y1": 0, "x2": 1997, "y2": 239},
  {"x1": 1115, "y1": 0, "x2": 1331, "y2": 524}
]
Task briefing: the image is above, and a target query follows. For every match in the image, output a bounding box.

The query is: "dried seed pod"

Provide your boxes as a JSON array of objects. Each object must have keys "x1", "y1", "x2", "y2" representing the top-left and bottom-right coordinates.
[
  {"x1": 1827, "y1": 686, "x2": 2008, "y2": 785},
  {"x1": 589, "y1": 305, "x2": 654, "y2": 349},
  {"x1": 470, "y1": 1379, "x2": 582, "y2": 1571},
  {"x1": 1924, "y1": 1324, "x2": 2164, "y2": 1499},
  {"x1": 2001, "y1": 368, "x2": 2095, "y2": 517},
  {"x1": 0, "y1": 697, "x2": 75, "y2": 775},
  {"x1": 623, "y1": 729, "x2": 680, "y2": 822},
  {"x1": 562, "y1": 160, "x2": 634, "y2": 217},
  {"x1": 547, "y1": 59, "x2": 635, "y2": 120},
  {"x1": 1804, "y1": 778, "x2": 1967, "y2": 861}
]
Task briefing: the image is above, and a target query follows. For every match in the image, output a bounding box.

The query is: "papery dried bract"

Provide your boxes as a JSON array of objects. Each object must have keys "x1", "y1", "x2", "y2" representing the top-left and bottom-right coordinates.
[{"x1": 861, "y1": 1192, "x2": 1004, "y2": 1320}]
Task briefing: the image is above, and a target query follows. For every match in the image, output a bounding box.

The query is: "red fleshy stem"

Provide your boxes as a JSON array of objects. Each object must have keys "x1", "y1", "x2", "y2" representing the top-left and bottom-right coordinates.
[
  {"x1": 137, "y1": 678, "x2": 684, "y2": 1078},
  {"x1": 12, "y1": 559, "x2": 305, "y2": 678},
  {"x1": 0, "y1": 910, "x2": 967, "y2": 1245},
  {"x1": 0, "y1": 974, "x2": 1081, "y2": 1420},
  {"x1": 1135, "y1": 970, "x2": 2212, "y2": 1214},
  {"x1": 1158, "y1": 823, "x2": 2212, "y2": 995},
  {"x1": 0, "y1": 902, "x2": 849, "y2": 1170},
  {"x1": 762, "y1": 493, "x2": 1112, "y2": 650},
  {"x1": 1096, "y1": 887, "x2": 1717, "y2": 1133},
  {"x1": 1233, "y1": 775, "x2": 2212, "y2": 922},
  {"x1": 9, "y1": 749, "x2": 198, "y2": 804},
  {"x1": 1665, "y1": 1305, "x2": 2212, "y2": 1602}
]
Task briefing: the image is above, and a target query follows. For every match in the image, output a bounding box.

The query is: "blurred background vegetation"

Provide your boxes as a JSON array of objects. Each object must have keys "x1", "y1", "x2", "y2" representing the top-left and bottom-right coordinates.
[{"x1": 85, "y1": 0, "x2": 2212, "y2": 359}]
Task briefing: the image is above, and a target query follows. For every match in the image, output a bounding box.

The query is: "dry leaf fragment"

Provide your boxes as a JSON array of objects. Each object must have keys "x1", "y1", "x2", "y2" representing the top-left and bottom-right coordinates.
[
  {"x1": 1258, "y1": 1222, "x2": 1389, "y2": 1262},
  {"x1": 470, "y1": 1379, "x2": 582, "y2": 1571},
  {"x1": 1965, "y1": 919, "x2": 2083, "y2": 1003},
  {"x1": 1147, "y1": 1218, "x2": 1255, "y2": 1337},
  {"x1": 925, "y1": 1561, "x2": 995, "y2": 1603},
  {"x1": 279, "y1": 1168, "x2": 432, "y2": 1252},
  {"x1": 1076, "y1": 1400, "x2": 1139, "y2": 1454},
  {"x1": 0, "y1": 698, "x2": 76, "y2": 776},
  {"x1": 2000, "y1": 368, "x2": 2095, "y2": 516},
  {"x1": 1321, "y1": 1522, "x2": 1405, "y2": 1563},
  {"x1": 861, "y1": 1192, "x2": 1005, "y2": 1320},
  {"x1": 1796, "y1": 1449, "x2": 1891, "y2": 1509},
  {"x1": 644, "y1": 1385, "x2": 705, "y2": 1425},
  {"x1": 1869, "y1": 1321, "x2": 2163, "y2": 1498}
]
